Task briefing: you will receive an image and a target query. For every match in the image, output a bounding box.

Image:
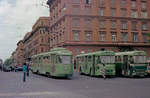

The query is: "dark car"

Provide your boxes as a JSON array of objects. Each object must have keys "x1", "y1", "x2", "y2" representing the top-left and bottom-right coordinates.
[
  {"x1": 15, "y1": 66, "x2": 23, "y2": 72},
  {"x1": 3, "y1": 65, "x2": 12, "y2": 72},
  {"x1": 7, "y1": 65, "x2": 15, "y2": 71}
]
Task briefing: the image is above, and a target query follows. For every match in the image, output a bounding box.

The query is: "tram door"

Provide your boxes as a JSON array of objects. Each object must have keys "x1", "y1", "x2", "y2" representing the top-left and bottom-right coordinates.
[{"x1": 123, "y1": 55, "x2": 129, "y2": 75}]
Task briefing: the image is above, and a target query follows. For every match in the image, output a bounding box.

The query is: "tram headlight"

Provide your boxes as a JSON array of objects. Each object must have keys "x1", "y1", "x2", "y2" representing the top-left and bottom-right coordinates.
[{"x1": 113, "y1": 70, "x2": 115, "y2": 73}]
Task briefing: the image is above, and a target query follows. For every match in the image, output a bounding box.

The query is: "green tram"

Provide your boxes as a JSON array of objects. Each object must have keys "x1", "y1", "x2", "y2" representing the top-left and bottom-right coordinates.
[
  {"x1": 31, "y1": 48, "x2": 73, "y2": 78},
  {"x1": 76, "y1": 51, "x2": 116, "y2": 77},
  {"x1": 115, "y1": 51, "x2": 147, "y2": 77}
]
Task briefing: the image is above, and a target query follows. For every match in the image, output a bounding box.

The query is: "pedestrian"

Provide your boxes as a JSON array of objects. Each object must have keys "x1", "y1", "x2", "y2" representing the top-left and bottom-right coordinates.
[
  {"x1": 23, "y1": 63, "x2": 27, "y2": 82},
  {"x1": 27, "y1": 64, "x2": 29, "y2": 77},
  {"x1": 102, "y1": 63, "x2": 106, "y2": 80}
]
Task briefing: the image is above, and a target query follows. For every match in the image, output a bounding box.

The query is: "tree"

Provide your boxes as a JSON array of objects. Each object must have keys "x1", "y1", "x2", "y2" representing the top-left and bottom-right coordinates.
[{"x1": 4, "y1": 58, "x2": 13, "y2": 66}]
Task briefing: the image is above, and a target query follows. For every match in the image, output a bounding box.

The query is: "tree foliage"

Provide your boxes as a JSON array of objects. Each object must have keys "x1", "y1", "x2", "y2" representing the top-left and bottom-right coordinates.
[{"x1": 4, "y1": 58, "x2": 13, "y2": 66}]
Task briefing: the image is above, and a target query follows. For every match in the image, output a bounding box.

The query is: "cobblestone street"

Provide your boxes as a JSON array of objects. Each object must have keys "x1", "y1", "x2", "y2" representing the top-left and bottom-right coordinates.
[{"x1": 0, "y1": 71, "x2": 150, "y2": 98}]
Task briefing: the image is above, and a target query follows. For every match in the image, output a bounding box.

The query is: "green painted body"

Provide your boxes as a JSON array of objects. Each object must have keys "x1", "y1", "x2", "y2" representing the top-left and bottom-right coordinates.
[
  {"x1": 115, "y1": 51, "x2": 147, "y2": 77},
  {"x1": 76, "y1": 51, "x2": 116, "y2": 76},
  {"x1": 31, "y1": 48, "x2": 73, "y2": 78}
]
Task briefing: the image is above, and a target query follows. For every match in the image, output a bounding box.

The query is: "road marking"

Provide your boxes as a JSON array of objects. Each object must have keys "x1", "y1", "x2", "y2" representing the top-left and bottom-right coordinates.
[{"x1": 0, "y1": 91, "x2": 59, "y2": 97}]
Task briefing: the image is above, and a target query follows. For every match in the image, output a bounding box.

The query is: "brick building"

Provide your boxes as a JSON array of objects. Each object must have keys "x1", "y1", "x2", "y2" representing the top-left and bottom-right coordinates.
[
  {"x1": 47, "y1": 0, "x2": 150, "y2": 57},
  {"x1": 23, "y1": 17, "x2": 50, "y2": 60},
  {"x1": 15, "y1": 40, "x2": 24, "y2": 66}
]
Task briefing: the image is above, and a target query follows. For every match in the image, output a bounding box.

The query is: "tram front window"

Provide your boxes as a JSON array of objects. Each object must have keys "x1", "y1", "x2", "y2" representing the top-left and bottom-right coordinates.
[
  {"x1": 99, "y1": 56, "x2": 115, "y2": 64},
  {"x1": 133, "y1": 56, "x2": 146, "y2": 64},
  {"x1": 58, "y1": 56, "x2": 72, "y2": 64}
]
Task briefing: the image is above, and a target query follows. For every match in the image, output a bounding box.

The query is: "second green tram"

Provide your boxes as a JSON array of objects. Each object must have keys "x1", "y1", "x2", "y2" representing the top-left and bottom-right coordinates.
[
  {"x1": 115, "y1": 51, "x2": 147, "y2": 77},
  {"x1": 31, "y1": 48, "x2": 73, "y2": 78},
  {"x1": 76, "y1": 51, "x2": 116, "y2": 77}
]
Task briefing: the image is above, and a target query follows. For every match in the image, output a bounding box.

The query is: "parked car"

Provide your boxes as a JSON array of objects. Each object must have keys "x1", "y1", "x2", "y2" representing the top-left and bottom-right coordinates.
[
  {"x1": 7, "y1": 65, "x2": 15, "y2": 71},
  {"x1": 3, "y1": 65, "x2": 12, "y2": 72},
  {"x1": 15, "y1": 66, "x2": 23, "y2": 72}
]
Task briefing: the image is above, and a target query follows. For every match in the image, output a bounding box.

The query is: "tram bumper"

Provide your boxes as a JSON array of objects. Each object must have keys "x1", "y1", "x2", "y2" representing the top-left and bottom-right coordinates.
[{"x1": 132, "y1": 66, "x2": 147, "y2": 77}]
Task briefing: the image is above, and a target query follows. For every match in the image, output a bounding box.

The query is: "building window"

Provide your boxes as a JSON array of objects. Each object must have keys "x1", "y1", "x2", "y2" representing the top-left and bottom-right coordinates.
[
  {"x1": 111, "y1": 9, "x2": 116, "y2": 16},
  {"x1": 100, "y1": 20, "x2": 105, "y2": 28},
  {"x1": 141, "y1": 11, "x2": 147, "y2": 18},
  {"x1": 85, "y1": 7, "x2": 91, "y2": 14},
  {"x1": 131, "y1": 10, "x2": 138, "y2": 18},
  {"x1": 111, "y1": 32, "x2": 117, "y2": 42},
  {"x1": 73, "y1": 0, "x2": 79, "y2": 3},
  {"x1": 132, "y1": 21, "x2": 137, "y2": 30},
  {"x1": 85, "y1": 31, "x2": 92, "y2": 41},
  {"x1": 141, "y1": 22, "x2": 147, "y2": 31},
  {"x1": 85, "y1": 19, "x2": 91, "y2": 28},
  {"x1": 121, "y1": 32, "x2": 128, "y2": 42},
  {"x1": 141, "y1": 2, "x2": 146, "y2": 9},
  {"x1": 99, "y1": 8, "x2": 104, "y2": 16},
  {"x1": 41, "y1": 48, "x2": 44, "y2": 52},
  {"x1": 73, "y1": 19, "x2": 79, "y2": 27},
  {"x1": 111, "y1": 21, "x2": 116, "y2": 29},
  {"x1": 86, "y1": 49, "x2": 91, "y2": 53},
  {"x1": 142, "y1": 33, "x2": 148, "y2": 43},
  {"x1": 121, "y1": 0, "x2": 126, "y2": 7},
  {"x1": 132, "y1": 33, "x2": 138, "y2": 42},
  {"x1": 62, "y1": 4, "x2": 67, "y2": 11},
  {"x1": 110, "y1": 0, "x2": 115, "y2": 6},
  {"x1": 73, "y1": 7, "x2": 79, "y2": 14},
  {"x1": 41, "y1": 38, "x2": 44, "y2": 43},
  {"x1": 100, "y1": 32, "x2": 106, "y2": 41},
  {"x1": 100, "y1": 0, "x2": 104, "y2": 5},
  {"x1": 121, "y1": 21, "x2": 128, "y2": 30},
  {"x1": 131, "y1": 0, "x2": 136, "y2": 8},
  {"x1": 73, "y1": 31, "x2": 80, "y2": 41},
  {"x1": 121, "y1": 9, "x2": 126, "y2": 17},
  {"x1": 75, "y1": 48, "x2": 79, "y2": 55},
  {"x1": 85, "y1": 0, "x2": 91, "y2": 4}
]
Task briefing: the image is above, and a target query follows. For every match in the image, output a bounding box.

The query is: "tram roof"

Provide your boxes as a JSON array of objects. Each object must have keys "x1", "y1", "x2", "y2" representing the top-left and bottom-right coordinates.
[
  {"x1": 115, "y1": 51, "x2": 146, "y2": 56},
  {"x1": 31, "y1": 48, "x2": 72, "y2": 58},
  {"x1": 76, "y1": 51, "x2": 115, "y2": 57}
]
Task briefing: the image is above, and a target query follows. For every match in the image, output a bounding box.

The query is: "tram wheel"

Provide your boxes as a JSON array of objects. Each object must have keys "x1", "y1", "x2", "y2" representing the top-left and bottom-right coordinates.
[
  {"x1": 36, "y1": 70, "x2": 39, "y2": 74},
  {"x1": 46, "y1": 72, "x2": 51, "y2": 78}
]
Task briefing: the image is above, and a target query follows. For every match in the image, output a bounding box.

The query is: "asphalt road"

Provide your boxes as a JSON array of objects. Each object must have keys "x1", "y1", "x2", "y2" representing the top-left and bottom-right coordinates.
[{"x1": 0, "y1": 71, "x2": 150, "y2": 98}]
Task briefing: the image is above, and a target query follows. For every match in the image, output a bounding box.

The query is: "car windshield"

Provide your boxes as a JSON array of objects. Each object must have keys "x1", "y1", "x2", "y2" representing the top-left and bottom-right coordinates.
[
  {"x1": 58, "y1": 55, "x2": 72, "y2": 64},
  {"x1": 134, "y1": 56, "x2": 146, "y2": 64},
  {"x1": 97, "y1": 56, "x2": 115, "y2": 64}
]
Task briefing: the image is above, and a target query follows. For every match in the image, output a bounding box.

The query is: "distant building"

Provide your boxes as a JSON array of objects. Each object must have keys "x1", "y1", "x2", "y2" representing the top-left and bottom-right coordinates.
[
  {"x1": 11, "y1": 51, "x2": 17, "y2": 66},
  {"x1": 23, "y1": 17, "x2": 51, "y2": 60},
  {"x1": 47, "y1": 0, "x2": 150, "y2": 57},
  {"x1": 15, "y1": 40, "x2": 24, "y2": 66}
]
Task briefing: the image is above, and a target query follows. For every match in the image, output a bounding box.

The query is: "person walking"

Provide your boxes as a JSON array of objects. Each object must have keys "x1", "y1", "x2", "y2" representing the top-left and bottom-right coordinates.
[
  {"x1": 23, "y1": 63, "x2": 27, "y2": 82},
  {"x1": 102, "y1": 63, "x2": 106, "y2": 80}
]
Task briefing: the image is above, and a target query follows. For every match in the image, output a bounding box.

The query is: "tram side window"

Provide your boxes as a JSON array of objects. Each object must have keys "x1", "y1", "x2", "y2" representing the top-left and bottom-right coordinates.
[
  {"x1": 129, "y1": 56, "x2": 134, "y2": 64},
  {"x1": 88, "y1": 56, "x2": 92, "y2": 62},
  {"x1": 81, "y1": 57, "x2": 84, "y2": 62},
  {"x1": 43, "y1": 56, "x2": 50, "y2": 63},
  {"x1": 118, "y1": 56, "x2": 121, "y2": 63},
  {"x1": 39, "y1": 57, "x2": 41, "y2": 63},
  {"x1": 58, "y1": 56, "x2": 62, "y2": 63}
]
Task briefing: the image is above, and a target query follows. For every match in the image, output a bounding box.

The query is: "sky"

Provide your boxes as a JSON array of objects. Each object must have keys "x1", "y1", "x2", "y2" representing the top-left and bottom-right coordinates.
[{"x1": 0, "y1": 0, "x2": 49, "y2": 61}]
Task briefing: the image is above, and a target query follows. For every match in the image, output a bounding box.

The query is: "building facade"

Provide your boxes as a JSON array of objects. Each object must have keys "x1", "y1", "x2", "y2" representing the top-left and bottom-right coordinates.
[
  {"x1": 47, "y1": 0, "x2": 150, "y2": 57},
  {"x1": 15, "y1": 40, "x2": 24, "y2": 66},
  {"x1": 23, "y1": 17, "x2": 50, "y2": 60}
]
